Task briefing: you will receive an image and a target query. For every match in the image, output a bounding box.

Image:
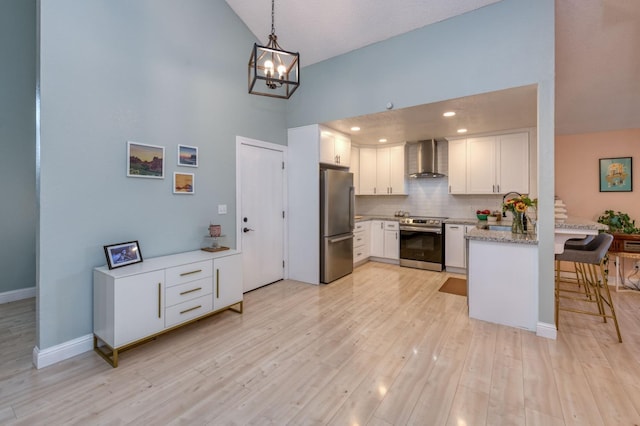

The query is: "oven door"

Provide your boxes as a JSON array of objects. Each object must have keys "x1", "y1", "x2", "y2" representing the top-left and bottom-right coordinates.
[{"x1": 399, "y1": 227, "x2": 443, "y2": 269}]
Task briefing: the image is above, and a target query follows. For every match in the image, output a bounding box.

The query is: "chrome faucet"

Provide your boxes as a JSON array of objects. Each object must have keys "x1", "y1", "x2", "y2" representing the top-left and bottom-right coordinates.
[{"x1": 501, "y1": 191, "x2": 522, "y2": 217}]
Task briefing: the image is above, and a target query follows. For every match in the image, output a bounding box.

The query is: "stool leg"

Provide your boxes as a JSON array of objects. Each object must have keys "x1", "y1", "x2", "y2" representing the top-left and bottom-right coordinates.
[
  {"x1": 555, "y1": 260, "x2": 560, "y2": 330},
  {"x1": 599, "y1": 262, "x2": 622, "y2": 343}
]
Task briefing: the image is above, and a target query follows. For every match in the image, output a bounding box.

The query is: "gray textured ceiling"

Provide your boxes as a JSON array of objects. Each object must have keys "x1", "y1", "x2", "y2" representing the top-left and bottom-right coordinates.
[{"x1": 227, "y1": 0, "x2": 640, "y2": 140}]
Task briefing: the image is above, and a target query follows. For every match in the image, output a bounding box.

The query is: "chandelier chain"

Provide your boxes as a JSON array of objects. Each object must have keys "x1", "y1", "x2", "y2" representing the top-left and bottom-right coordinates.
[{"x1": 271, "y1": 0, "x2": 275, "y2": 35}]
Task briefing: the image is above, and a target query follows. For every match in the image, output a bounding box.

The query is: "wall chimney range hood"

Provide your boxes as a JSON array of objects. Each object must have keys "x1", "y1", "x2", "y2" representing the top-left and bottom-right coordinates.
[{"x1": 407, "y1": 139, "x2": 446, "y2": 178}]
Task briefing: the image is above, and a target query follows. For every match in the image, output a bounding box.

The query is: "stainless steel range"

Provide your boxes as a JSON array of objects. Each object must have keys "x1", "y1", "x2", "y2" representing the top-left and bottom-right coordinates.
[{"x1": 399, "y1": 216, "x2": 446, "y2": 271}]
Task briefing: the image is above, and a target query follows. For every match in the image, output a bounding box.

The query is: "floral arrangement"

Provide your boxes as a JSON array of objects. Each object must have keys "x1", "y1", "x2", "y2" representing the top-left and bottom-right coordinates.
[{"x1": 502, "y1": 194, "x2": 537, "y2": 214}]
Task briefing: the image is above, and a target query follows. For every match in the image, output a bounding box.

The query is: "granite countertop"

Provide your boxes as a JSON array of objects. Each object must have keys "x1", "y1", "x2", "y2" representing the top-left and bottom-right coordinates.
[
  {"x1": 466, "y1": 227, "x2": 539, "y2": 245},
  {"x1": 555, "y1": 218, "x2": 608, "y2": 231}
]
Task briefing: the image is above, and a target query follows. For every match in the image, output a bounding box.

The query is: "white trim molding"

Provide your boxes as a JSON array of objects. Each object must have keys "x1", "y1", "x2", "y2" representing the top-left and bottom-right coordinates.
[
  {"x1": 32, "y1": 334, "x2": 93, "y2": 369},
  {"x1": 536, "y1": 321, "x2": 557, "y2": 340},
  {"x1": 0, "y1": 286, "x2": 36, "y2": 304}
]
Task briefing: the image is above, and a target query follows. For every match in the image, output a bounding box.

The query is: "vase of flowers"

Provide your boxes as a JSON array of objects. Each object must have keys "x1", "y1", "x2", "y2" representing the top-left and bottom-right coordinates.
[{"x1": 502, "y1": 195, "x2": 537, "y2": 234}]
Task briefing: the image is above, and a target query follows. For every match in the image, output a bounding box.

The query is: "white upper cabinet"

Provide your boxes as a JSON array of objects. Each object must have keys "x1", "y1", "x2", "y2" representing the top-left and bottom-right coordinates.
[
  {"x1": 320, "y1": 127, "x2": 351, "y2": 167},
  {"x1": 359, "y1": 147, "x2": 378, "y2": 195},
  {"x1": 497, "y1": 133, "x2": 530, "y2": 194},
  {"x1": 350, "y1": 146, "x2": 360, "y2": 195},
  {"x1": 447, "y1": 139, "x2": 467, "y2": 194},
  {"x1": 360, "y1": 144, "x2": 406, "y2": 195},
  {"x1": 448, "y1": 132, "x2": 529, "y2": 194}
]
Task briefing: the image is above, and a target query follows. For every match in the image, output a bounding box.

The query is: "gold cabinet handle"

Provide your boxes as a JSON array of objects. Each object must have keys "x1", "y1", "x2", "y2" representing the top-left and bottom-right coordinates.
[
  {"x1": 180, "y1": 269, "x2": 202, "y2": 277},
  {"x1": 216, "y1": 269, "x2": 220, "y2": 299},
  {"x1": 180, "y1": 305, "x2": 202, "y2": 315},
  {"x1": 158, "y1": 283, "x2": 161, "y2": 318},
  {"x1": 180, "y1": 287, "x2": 202, "y2": 296}
]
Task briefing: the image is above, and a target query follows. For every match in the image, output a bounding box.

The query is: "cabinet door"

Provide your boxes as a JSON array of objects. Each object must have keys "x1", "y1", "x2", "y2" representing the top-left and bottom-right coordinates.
[
  {"x1": 376, "y1": 148, "x2": 391, "y2": 194},
  {"x1": 350, "y1": 146, "x2": 360, "y2": 195},
  {"x1": 497, "y1": 133, "x2": 529, "y2": 194},
  {"x1": 448, "y1": 139, "x2": 467, "y2": 194},
  {"x1": 467, "y1": 136, "x2": 497, "y2": 194},
  {"x1": 113, "y1": 270, "x2": 165, "y2": 347},
  {"x1": 213, "y1": 254, "x2": 243, "y2": 310},
  {"x1": 388, "y1": 145, "x2": 405, "y2": 195},
  {"x1": 319, "y1": 131, "x2": 336, "y2": 165},
  {"x1": 370, "y1": 220, "x2": 385, "y2": 257},
  {"x1": 384, "y1": 229, "x2": 399, "y2": 259},
  {"x1": 334, "y1": 135, "x2": 351, "y2": 167},
  {"x1": 359, "y1": 148, "x2": 378, "y2": 195},
  {"x1": 445, "y1": 224, "x2": 466, "y2": 269}
]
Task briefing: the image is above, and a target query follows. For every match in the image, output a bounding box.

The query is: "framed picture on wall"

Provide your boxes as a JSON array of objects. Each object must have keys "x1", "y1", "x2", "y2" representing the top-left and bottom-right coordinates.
[
  {"x1": 173, "y1": 172, "x2": 195, "y2": 194},
  {"x1": 127, "y1": 141, "x2": 165, "y2": 178},
  {"x1": 178, "y1": 144, "x2": 198, "y2": 167},
  {"x1": 104, "y1": 240, "x2": 143, "y2": 269},
  {"x1": 599, "y1": 157, "x2": 632, "y2": 192}
]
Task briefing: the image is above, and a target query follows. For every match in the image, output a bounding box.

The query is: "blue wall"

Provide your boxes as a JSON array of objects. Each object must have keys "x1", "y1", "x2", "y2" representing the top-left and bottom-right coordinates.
[
  {"x1": 0, "y1": 0, "x2": 36, "y2": 294},
  {"x1": 286, "y1": 0, "x2": 556, "y2": 324},
  {"x1": 34, "y1": 0, "x2": 555, "y2": 351},
  {"x1": 37, "y1": 0, "x2": 287, "y2": 349}
]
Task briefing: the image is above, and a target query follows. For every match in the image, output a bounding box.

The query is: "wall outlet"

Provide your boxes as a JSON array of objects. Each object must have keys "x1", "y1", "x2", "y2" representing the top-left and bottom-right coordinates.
[{"x1": 218, "y1": 204, "x2": 227, "y2": 214}]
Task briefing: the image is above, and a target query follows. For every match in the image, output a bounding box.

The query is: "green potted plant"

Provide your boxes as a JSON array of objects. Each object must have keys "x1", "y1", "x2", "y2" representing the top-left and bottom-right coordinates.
[{"x1": 597, "y1": 210, "x2": 640, "y2": 234}]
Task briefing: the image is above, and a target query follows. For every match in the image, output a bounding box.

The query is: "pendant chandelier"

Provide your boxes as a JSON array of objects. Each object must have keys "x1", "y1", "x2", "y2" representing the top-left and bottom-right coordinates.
[{"x1": 248, "y1": 0, "x2": 300, "y2": 99}]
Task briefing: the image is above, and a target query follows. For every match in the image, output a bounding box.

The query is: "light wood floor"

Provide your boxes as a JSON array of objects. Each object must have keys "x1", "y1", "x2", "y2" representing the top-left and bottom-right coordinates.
[{"x1": 2, "y1": 262, "x2": 640, "y2": 425}]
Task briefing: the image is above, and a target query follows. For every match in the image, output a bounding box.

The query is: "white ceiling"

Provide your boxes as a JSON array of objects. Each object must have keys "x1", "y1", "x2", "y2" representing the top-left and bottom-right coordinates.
[{"x1": 226, "y1": 0, "x2": 640, "y2": 141}]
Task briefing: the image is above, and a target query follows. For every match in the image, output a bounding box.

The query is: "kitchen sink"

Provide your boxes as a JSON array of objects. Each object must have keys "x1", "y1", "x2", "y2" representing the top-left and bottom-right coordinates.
[{"x1": 488, "y1": 225, "x2": 512, "y2": 231}]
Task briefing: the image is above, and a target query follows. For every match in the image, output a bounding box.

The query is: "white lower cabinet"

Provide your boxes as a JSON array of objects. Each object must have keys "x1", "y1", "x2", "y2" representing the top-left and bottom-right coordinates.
[
  {"x1": 445, "y1": 224, "x2": 475, "y2": 272},
  {"x1": 353, "y1": 221, "x2": 370, "y2": 264},
  {"x1": 370, "y1": 220, "x2": 399, "y2": 260},
  {"x1": 93, "y1": 250, "x2": 243, "y2": 367},
  {"x1": 384, "y1": 222, "x2": 400, "y2": 260}
]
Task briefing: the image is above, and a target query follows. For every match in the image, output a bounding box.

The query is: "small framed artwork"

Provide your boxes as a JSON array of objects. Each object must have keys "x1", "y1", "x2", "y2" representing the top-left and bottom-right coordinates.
[
  {"x1": 104, "y1": 241, "x2": 143, "y2": 269},
  {"x1": 178, "y1": 144, "x2": 198, "y2": 167},
  {"x1": 127, "y1": 141, "x2": 165, "y2": 178},
  {"x1": 599, "y1": 157, "x2": 632, "y2": 192},
  {"x1": 173, "y1": 172, "x2": 195, "y2": 194}
]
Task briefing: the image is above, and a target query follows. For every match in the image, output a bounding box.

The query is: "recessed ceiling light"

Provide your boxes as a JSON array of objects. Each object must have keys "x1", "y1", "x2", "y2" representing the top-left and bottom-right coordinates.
[
  {"x1": 457, "y1": 128, "x2": 468, "y2": 133},
  {"x1": 378, "y1": 138, "x2": 387, "y2": 143},
  {"x1": 350, "y1": 126, "x2": 361, "y2": 131},
  {"x1": 443, "y1": 111, "x2": 456, "y2": 117}
]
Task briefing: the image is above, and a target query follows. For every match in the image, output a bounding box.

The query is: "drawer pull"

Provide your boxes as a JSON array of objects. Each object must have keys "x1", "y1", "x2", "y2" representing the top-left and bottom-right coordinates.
[
  {"x1": 180, "y1": 287, "x2": 202, "y2": 296},
  {"x1": 158, "y1": 283, "x2": 161, "y2": 318},
  {"x1": 180, "y1": 269, "x2": 202, "y2": 277},
  {"x1": 180, "y1": 305, "x2": 202, "y2": 315}
]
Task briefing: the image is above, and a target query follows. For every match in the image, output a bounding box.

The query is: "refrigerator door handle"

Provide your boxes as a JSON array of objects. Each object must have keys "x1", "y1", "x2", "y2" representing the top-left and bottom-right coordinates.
[
  {"x1": 349, "y1": 186, "x2": 355, "y2": 229},
  {"x1": 328, "y1": 235, "x2": 353, "y2": 244}
]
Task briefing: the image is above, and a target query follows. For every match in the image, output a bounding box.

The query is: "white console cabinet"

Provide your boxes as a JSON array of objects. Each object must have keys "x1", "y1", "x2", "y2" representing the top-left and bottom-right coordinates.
[{"x1": 93, "y1": 249, "x2": 243, "y2": 367}]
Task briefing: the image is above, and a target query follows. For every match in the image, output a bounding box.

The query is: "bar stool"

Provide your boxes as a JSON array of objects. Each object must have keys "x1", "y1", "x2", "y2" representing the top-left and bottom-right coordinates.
[{"x1": 555, "y1": 233, "x2": 622, "y2": 342}]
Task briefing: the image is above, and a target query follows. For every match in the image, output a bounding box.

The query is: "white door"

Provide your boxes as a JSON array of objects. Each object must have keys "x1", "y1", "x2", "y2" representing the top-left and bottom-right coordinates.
[{"x1": 239, "y1": 140, "x2": 285, "y2": 292}]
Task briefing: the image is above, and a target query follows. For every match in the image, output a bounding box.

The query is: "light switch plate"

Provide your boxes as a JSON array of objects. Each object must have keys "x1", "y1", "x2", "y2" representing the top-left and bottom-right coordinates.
[{"x1": 218, "y1": 204, "x2": 227, "y2": 214}]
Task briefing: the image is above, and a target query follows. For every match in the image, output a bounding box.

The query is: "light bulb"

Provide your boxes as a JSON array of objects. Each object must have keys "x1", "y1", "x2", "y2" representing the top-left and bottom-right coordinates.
[
  {"x1": 264, "y1": 60, "x2": 274, "y2": 77},
  {"x1": 277, "y1": 64, "x2": 286, "y2": 79}
]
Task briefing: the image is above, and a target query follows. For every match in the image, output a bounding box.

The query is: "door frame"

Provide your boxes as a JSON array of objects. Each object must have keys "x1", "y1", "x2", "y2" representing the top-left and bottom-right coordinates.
[{"x1": 235, "y1": 136, "x2": 289, "y2": 279}]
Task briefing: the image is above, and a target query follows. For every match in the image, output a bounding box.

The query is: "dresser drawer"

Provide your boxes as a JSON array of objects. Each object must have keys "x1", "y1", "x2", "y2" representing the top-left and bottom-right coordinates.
[
  {"x1": 165, "y1": 277, "x2": 213, "y2": 308},
  {"x1": 165, "y1": 260, "x2": 212, "y2": 287},
  {"x1": 165, "y1": 294, "x2": 213, "y2": 328}
]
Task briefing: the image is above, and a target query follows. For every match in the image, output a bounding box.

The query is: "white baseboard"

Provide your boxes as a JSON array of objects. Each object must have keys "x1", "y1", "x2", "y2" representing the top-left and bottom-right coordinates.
[
  {"x1": 536, "y1": 321, "x2": 557, "y2": 340},
  {"x1": 0, "y1": 286, "x2": 36, "y2": 304},
  {"x1": 32, "y1": 334, "x2": 94, "y2": 369}
]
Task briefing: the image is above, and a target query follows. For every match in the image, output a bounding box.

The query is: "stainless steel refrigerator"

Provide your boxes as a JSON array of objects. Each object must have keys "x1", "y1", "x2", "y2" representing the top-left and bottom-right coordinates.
[{"x1": 320, "y1": 168, "x2": 355, "y2": 284}]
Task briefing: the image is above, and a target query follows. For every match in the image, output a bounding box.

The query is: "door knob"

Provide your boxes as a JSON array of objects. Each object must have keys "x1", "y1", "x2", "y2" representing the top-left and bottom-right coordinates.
[{"x1": 243, "y1": 227, "x2": 254, "y2": 233}]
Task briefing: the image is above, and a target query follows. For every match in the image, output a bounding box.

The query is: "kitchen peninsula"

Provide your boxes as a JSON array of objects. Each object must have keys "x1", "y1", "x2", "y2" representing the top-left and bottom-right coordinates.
[{"x1": 465, "y1": 218, "x2": 607, "y2": 332}]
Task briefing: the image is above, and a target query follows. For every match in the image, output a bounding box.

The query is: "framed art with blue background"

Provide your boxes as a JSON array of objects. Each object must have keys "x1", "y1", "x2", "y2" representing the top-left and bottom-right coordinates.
[{"x1": 599, "y1": 157, "x2": 632, "y2": 192}]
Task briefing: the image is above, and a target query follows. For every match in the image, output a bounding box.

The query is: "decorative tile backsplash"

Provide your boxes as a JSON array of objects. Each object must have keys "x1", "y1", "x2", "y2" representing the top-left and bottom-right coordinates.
[{"x1": 355, "y1": 141, "x2": 504, "y2": 219}]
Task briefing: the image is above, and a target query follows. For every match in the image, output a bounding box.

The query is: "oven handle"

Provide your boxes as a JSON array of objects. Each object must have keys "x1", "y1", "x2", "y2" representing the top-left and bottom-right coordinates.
[{"x1": 400, "y1": 226, "x2": 442, "y2": 234}]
